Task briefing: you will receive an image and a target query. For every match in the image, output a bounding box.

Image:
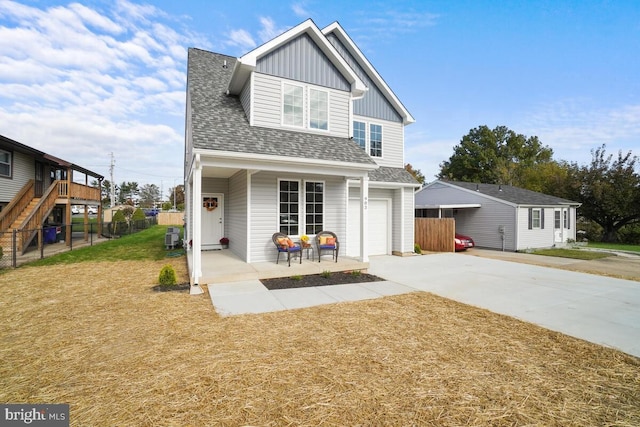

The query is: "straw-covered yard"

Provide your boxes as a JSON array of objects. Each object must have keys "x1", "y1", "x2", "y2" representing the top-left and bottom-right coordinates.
[{"x1": 1, "y1": 259, "x2": 639, "y2": 426}]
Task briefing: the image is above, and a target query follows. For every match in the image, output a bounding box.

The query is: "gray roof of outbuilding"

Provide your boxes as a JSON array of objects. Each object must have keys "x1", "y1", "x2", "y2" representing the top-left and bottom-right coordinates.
[
  {"x1": 445, "y1": 181, "x2": 580, "y2": 206},
  {"x1": 187, "y1": 48, "x2": 377, "y2": 167}
]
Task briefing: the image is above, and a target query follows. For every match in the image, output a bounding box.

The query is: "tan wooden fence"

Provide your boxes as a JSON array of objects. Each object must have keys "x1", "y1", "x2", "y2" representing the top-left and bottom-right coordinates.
[
  {"x1": 415, "y1": 218, "x2": 455, "y2": 252},
  {"x1": 158, "y1": 212, "x2": 184, "y2": 225}
]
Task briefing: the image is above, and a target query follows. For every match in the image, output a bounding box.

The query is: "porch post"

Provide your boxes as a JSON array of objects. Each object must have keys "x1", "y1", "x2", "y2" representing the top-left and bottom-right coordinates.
[
  {"x1": 360, "y1": 175, "x2": 369, "y2": 263},
  {"x1": 191, "y1": 154, "x2": 203, "y2": 291}
]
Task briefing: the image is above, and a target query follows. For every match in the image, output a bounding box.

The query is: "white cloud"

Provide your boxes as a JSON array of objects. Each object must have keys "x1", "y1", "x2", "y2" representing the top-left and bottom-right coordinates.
[
  {"x1": 0, "y1": 0, "x2": 200, "y2": 187},
  {"x1": 226, "y1": 28, "x2": 256, "y2": 50},
  {"x1": 291, "y1": 2, "x2": 309, "y2": 18}
]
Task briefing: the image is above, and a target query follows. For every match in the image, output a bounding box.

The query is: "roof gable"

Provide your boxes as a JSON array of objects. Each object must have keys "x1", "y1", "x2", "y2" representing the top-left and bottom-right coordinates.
[
  {"x1": 322, "y1": 22, "x2": 415, "y2": 125},
  {"x1": 226, "y1": 19, "x2": 366, "y2": 97}
]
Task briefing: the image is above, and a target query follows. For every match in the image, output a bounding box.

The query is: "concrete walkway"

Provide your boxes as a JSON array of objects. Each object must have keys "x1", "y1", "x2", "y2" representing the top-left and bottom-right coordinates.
[{"x1": 206, "y1": 253, "x2": 640, "y2": 358}]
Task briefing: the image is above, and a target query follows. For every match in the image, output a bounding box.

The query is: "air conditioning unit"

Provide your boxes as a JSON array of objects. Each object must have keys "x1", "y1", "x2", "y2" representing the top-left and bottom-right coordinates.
[
  {"x1": 167, "y1": 227, "x2": 180, "y2": 235},
  {"x1": 165, "y1": 232, "x2": 179, "y2": 249}
]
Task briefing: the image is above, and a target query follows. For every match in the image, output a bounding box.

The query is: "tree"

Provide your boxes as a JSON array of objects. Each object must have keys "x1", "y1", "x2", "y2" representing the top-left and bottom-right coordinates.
[
  {"x1": 168, "y1": 184, "x2": 185, "y2": 209},
  {"x1": 118, "y1": 181, "x2": 139, "y2": 205},
  {"x1": 139, "y1": 183, "x2": 160, "y2": 208},
  {"x1": 438, "y1": 125, "x2": 553, "y2": 186},
  {"x1": 566, "y1": 145, "x2": 640, "y2": 242},
  {"x1": 405, "y1": 164, "x2": 425, "y2": 185}
]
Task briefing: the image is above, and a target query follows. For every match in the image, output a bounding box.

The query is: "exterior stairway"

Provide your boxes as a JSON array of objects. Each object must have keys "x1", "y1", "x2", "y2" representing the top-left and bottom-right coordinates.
[{"x1": 0, "y1": 198, "x2": 41, "y2": 256}]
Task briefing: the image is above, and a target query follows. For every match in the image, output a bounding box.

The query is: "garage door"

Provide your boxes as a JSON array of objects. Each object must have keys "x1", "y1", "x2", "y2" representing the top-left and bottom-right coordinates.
[{"x1": 347, "y1": 199, "x2": 390, "y2": 256}]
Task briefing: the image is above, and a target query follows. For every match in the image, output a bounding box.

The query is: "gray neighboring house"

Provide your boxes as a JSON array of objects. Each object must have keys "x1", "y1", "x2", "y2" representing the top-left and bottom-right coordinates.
[
  {"x1": 415, "y1": 180, "x2": 581, "y2": 251},
  {"x1": 184, "y1": 19, "x2": 419, "y2": 285}
]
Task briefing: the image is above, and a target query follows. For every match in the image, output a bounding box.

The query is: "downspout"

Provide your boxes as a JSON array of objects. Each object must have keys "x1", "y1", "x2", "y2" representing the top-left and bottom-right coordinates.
[{"x1": 190, "y1": 154, "x2": 204, "y2": 295}]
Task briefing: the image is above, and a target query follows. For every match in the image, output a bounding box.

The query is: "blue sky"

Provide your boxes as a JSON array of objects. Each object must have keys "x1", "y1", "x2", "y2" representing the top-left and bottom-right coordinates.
[{"x1": 1, "y1": 0, "x2": 638, "y2": 195}]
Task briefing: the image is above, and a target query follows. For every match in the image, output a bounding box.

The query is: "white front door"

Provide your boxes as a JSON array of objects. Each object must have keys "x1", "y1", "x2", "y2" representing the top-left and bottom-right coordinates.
[
  {"x1": 554, "y1": 209, "x2": 563, "y2": 243},
  {"x1": 201, "y1": 193, "x2": 224, "y2": 249}
]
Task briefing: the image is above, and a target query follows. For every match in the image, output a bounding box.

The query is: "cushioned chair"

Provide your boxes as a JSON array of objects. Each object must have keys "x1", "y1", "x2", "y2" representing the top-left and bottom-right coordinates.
[
  {"x1": 272, "y1": 232, "x2": 302, "y2": 266},
  {"x1": 316, "y1": 230, "x2": 339, "y2": 263}
]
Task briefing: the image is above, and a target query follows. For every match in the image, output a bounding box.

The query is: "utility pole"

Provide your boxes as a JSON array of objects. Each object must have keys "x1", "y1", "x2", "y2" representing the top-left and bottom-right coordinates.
[{"x1": 109, "y1": 152, "x2": 115, "y2": 207}]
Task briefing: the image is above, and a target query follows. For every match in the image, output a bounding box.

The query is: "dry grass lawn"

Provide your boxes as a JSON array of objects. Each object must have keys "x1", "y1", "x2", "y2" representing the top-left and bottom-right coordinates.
[{"x1": 1, "y1": 259, "x2": 639, "y2": 426}]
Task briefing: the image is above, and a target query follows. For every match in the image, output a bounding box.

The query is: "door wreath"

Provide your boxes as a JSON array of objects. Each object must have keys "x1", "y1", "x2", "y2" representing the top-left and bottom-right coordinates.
[{"x1": 203, "y1": 197, "x2": 218, "y2": 211}]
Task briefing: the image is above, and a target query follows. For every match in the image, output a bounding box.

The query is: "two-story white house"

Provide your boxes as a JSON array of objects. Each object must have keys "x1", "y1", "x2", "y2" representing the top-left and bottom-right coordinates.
[{"x1": 184, "y1": 19, "x2": 419, "y2": 285}]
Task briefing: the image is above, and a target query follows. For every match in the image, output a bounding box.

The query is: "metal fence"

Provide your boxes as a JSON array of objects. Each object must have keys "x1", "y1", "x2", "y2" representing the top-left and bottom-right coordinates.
[{"x1": 0, "y1": 216, "x2": 157, "y2": 269}]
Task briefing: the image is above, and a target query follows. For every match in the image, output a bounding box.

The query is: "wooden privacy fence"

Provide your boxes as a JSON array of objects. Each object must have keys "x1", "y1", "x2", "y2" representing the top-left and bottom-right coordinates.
[
  {"x1": 158, "y1": 212, "x2": 184, "y2": 225},
  {"x1": 415, "y1": 218, "x2": 455, "y2": 252}
]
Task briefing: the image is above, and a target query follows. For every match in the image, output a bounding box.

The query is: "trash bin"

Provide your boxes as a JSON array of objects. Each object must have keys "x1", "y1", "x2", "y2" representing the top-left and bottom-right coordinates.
[{"x1": 44, "y1": 227, "x2": 57, "y2": 244}]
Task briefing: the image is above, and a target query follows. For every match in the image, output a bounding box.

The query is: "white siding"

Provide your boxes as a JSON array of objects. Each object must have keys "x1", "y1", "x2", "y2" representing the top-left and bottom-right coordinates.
[
  {"x1": 517, "y1": 207, "x2": 555, "y2": 250},
  {"x1": 353, "y1": 115, "x2": 404, "y2": 168},
  {"x1": 400, "y1": 187, "x2": 415, "y2": 253},
  {"x1": 249, "y1": 171, "x2": 347, "y2": 262},
  {"x1": 252, "y1": 73, "x2": 350, "y2": 137},
  {"x1": 240, "y1": 77, "x2": 252, "y2": 124},
  {"x1": 228, "y1": 171, "x2": 248, "y2": 261},
  {"x1": 0, "y1": 151, "x2": 33, "y2": 203}
]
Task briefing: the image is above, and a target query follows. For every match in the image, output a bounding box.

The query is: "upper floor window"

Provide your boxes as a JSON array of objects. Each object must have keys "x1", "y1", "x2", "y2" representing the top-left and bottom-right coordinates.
[
  {"x1": 370, "y1": 123, "x2": 382, "y2": 157},
  {"x1": 353, "y1": 121, "x2": 366, "y2": 149},
  {"x1": 309, "y1": 89, "x2": 328, "y2": 130},
  {"x1": 283, "y1": 83, "x2": 304, "y2": 127},
  {"x1": 0, "y1": 149, "x2": 11, "y2": 177}
]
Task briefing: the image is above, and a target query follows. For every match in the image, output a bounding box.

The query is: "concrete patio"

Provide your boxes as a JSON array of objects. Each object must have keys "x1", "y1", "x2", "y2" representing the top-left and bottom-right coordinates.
[{"x1": 188, "y1": 248, "x2": 370, "y2": 284}]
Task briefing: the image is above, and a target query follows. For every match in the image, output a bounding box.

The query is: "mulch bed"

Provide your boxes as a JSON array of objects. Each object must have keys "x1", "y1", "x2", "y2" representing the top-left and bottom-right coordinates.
[
  {"x1": 152, "y1": 283, "x2": 190, "y2": 292},
  {"x1": 261, "y1": 271, "x2": 384, "y2": 290}
]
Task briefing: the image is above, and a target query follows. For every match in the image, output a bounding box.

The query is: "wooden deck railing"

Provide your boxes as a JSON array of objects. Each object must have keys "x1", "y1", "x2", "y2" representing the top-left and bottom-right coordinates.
[
  {"x1": 56, "y1": 181, "x2": 101, "y2": 201},
  {"x1": 18, "y1": 180, "x2": 63, "y2": 254},
  {"x1": 0, "y1": 180, "x2": 35, "y2": 232}
]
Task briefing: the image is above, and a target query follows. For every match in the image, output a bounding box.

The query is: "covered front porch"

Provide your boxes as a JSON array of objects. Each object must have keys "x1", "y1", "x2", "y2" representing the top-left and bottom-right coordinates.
[{"x1": 187, "y1": 248, "x2": 370, "y2": 285}]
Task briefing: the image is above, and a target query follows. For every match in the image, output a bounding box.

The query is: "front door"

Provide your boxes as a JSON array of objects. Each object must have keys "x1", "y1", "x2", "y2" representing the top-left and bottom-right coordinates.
[
  {"x1": 201, "y1": 193, "x2": 224, "y2": 249},
  {"x1": 554, "y1": 209, "x2": 563, "y2": 243},
  {"x1": 34, "y1": 161, "x2": 44, "y2": 197}
]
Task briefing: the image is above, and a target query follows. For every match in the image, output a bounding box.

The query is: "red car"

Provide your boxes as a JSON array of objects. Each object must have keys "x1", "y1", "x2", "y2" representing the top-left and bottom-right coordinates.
[{"x1": 455, "y1": 233, "x2": 475, "y2": 251}]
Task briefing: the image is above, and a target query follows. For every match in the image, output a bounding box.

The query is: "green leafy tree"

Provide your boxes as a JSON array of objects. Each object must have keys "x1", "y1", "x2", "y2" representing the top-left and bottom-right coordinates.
[
  {"x1": 566, "y1": 145, "x2": 640, "y2": 242},
  {"x1": 405, "y1": 164, "x2": 426, "y2": 185},
  {"x1": 118, "y1": 181, "x2": 140, "y2": 205},
  {"x1": 139, "y1": 184, "x2": 160, "y2": 208},
  {"x1": 439, "y1": 125, "x2": 553, "y2": 186}
]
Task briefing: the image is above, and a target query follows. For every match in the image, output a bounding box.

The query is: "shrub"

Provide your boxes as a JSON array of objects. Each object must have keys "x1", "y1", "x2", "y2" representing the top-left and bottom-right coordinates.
[
  {"x1": 350, "y1": 270, "x2": 362, "y2": 277},
  {"x1": 158, "y1": 264, "x2": 177, "y2": 286},
  {"x1": 414, "y1": 243, "x2": 422, "y2": 254},
  {"x1": 321, "y1": 270, "x2": 331, "y2": 278},
  {"x1": 111, "y1": 209, "x2": 127, "y2": 235},
  {"x1": 132, "y1": 208, "x2": 146, "y2": 221},
  {"x1": 291, "y1": 275, "x2": 302, "y2": 281}
]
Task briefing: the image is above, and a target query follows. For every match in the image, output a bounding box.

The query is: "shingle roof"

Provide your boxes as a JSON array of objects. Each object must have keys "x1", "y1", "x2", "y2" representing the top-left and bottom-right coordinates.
[
  {"x1": 187, "y1": 48, "x2": 377, "y2": 166},
  {"x1": 445, "y1": 181, "x2": 580, "y2": 206},
  {"x1": 370, "y1": 167, "x2": 419, "y2": 184}
]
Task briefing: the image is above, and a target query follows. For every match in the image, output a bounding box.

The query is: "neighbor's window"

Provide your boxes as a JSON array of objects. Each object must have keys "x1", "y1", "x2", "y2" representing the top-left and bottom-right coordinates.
[
  {"x1": 554, "y1": 210, "x2": 561, "y2": 229},
  {"x1": 564, "y1": 209, "x2": 569, "y2": 229},
  {"x1": 0, "y1": 149, "x2": 11, "y2": 177},
  {"x1": 279, "y1": 180, "x2": 299, "y2": 235},
  {"x1": 305, "y1": 181, "x2": 324, "y2": 235},
  {"x1": 283, "y1": 84, "x2": 304, "y2": 127},
  {"x1": 532, "y1": 208, "x2": 541, "y2": 228},
  {"x1": 353, "y1": 121, "x2": 366, "y2": 149},
  {"x1": 309, "y1": 89, "x2": 328, "y2": 130},
  {"x1": 370, "y1": 123, "x2": 382, "y2": 157}
]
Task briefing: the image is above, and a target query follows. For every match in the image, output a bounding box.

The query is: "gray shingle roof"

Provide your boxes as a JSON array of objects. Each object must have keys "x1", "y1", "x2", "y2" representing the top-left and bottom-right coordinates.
[
  {"x1": 445, "y1": 181, "x2": 580, "y2": 206},
  {"x1": 187, "y1": 48, "x2": 377, "y2": 166},
  {"x1": 370, "y1": 166, "x2": 419, "y2": 184}
]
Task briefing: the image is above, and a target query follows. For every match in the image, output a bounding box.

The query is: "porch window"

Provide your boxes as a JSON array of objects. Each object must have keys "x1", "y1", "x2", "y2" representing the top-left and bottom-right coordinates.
[
  {"x1": 278, "y1": 179, "x2": 324, "y2": 236},
  {"x1": 353, "y1": 121, "x2": 366, "y2": 149},
  {"x1": 283, "y1": 83, "x2": 304, "y2": 127},
  {"x1": 309, "y1": 89, "x2": 328, "y2": 130},
  {"x1": 279, "y1": 180, "x2": 299, "y2": 235},
  {"x1": 0, "y1": 149, "x2": 11, "y2": 177},
  {"x1": 370, "y1": 123, "x2": 382, "y2": 157},
  {"x1": 305, "y1": 181, "x2": 324, "y2": 234}
]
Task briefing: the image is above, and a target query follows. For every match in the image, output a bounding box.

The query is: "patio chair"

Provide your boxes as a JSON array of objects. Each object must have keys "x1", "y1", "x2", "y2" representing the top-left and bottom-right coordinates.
[
  {"x1": 272, "y1": 232, "x2": 302, "y2": 266},
  {"x1": 316, "y1": 230, "x2": 339, "y2": 263}
]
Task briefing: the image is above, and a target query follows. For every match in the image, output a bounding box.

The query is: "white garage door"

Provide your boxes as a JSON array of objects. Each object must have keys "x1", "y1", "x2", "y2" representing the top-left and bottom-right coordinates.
[{"x1": 347, "y1": 199, "x2": 390, "y2": 256}]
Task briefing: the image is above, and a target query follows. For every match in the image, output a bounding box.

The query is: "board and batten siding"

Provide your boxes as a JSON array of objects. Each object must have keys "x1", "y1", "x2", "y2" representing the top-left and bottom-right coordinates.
[
  {"x1": 257, "y1": 33, "x2": 350, "y2": 91},
  {"x1": 325, "y1": 32, "x2": 402, "y2": 123},
  {"x1": 228, "y1": 170, "x2": 248, "y2": 261},
  {"x1": 251, "y1": 72, "x2": 350, "y2": 137},
  {"x1": 0, "y1": 151, "x2": 34, "y2": 203},
  {"x1": 248, "y1": 171, "x2": 347, "y2": 263}
]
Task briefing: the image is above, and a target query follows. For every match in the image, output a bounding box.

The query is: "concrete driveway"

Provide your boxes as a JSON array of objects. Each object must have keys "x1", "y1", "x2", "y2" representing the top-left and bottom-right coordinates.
[{"x1": 368, "y1": 253, "x2": 640, "y2": 358}]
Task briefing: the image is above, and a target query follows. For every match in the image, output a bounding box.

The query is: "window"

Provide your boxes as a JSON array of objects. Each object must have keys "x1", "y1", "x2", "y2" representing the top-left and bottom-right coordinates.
[
  {"x1": 528, "y1": 208, "x2": 544, "y2": 229},
  {"x1": 309, "y1": 89, "x2": 328, "y2": 130},
  {"x1": 279, "y1": 179, "x2": 324, "y2": 236},
  {"x1": 564, "y1": 210, "x2": 569, "y2": 229},
  {"x1": 353, "y1": 121, "x2": 366, "y2": 149},
  {"x1": 554, "y1": 210, "x2": 561, "y2": 229},
  {"x1": 305, "y1": 181, "x2": 324, "y2": 234},
  {"x1": 370, "y1": 123, "x2": 382, "y2": 157},
  {"x1": 283, "y1": 84, "x2": 303, "y2": 127},
  {"x1": 0, "y1": 149, "x2": 11, "y2": 177},
  {"x1": 279, "y1": 180, "x2": 299, "y2": 235}
]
